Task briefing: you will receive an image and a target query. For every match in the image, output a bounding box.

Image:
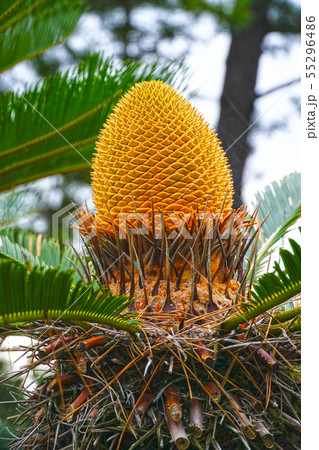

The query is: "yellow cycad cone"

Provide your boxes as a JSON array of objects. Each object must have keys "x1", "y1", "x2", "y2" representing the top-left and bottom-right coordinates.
[{"x1": 92, "y1": 80, "x2": 233, "y2": 228}]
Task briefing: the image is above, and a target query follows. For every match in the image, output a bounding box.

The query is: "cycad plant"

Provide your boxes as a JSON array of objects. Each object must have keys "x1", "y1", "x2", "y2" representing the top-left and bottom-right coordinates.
[
  {"x1": 1, "y1": 81, "x2": 300, "y2": 449},
  {"x1": 0, "y1": 2, "x2": 300, "y2": 449}
]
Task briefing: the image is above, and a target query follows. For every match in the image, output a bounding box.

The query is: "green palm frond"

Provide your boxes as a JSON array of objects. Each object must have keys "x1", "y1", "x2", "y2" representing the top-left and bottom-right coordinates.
[
  {"x1": 0, "y1": 0, "x2": 86, "y2": 73},
  {"x1": 0, "y1": 54, "x2": 183, "y2": 191},
  {"x1": 0, "y1": 227, "x2": 93, "y2": 283},
  {"x1": 222, "y1": 238, "x2": 301, "y2": 330},
  {"x1": 247, "y1": 172, "x2": 301, "y2": 280},
  {"x1": 254, "y1": 172, "x2": 301, "y2": 239},
  {"x1": 0, "y1": 258, "x2": 139, "y2": 333}
]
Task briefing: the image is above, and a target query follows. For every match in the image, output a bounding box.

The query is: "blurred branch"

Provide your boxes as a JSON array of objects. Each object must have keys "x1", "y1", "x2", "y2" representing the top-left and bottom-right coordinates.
[{"x1": 255, "y1": 78, "x2": 300, "y2": 99}]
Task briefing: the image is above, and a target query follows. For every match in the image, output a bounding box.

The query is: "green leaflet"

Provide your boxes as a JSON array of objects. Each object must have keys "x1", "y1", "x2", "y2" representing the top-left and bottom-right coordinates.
[
  {"x1": 247, "y1": 172, "x2": 301, "y2": 282},
  {"x1": 222, "y1": 238, "x2": 301, "y2": 331},
  {"x1": 0, "y1": 259, "x2": 139, "y2": 334},
  {"x1": 0, "y1": 228, "x2": 88, "y2": 283},
  {"x1": 254, "y1": 172, "x2": 301, "y2": 241},
  {"x1": 0, "y1": 0, "x2": 86, "y2": 73}
]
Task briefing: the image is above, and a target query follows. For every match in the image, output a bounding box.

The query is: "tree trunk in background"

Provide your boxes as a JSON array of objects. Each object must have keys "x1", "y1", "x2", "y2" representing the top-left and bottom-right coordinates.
[{"x1": 217, "y1": 1, "x2": 269, "y2": 208}]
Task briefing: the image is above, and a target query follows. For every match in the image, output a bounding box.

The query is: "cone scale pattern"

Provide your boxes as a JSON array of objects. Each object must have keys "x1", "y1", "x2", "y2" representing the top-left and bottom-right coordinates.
[{"x1": 92, "y1": 80, "x2": 233, "y2": 228}]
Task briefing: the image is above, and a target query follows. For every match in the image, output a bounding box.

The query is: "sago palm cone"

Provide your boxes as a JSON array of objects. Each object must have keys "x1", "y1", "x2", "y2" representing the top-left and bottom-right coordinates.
[
  {"x1": 92, "y1": 80, "x2": 233, "y2": 226},
  {"x1": 79, "y1": 80, "x2": 250, "y2": 315}
]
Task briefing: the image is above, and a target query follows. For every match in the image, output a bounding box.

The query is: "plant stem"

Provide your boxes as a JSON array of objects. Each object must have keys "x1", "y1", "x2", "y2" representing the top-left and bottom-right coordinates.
[
  {"x1": 189, "y1": 398, "x2": 204, "y2": 438},
  {"x1": 165, "y1": 404, "x2": 190, "y2": 449}
]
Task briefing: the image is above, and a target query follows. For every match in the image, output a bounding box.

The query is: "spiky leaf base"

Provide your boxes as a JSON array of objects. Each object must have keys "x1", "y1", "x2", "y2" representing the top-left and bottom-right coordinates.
[{"x1": 74, "y1": 207, "x2": 254, "y2": 316}]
